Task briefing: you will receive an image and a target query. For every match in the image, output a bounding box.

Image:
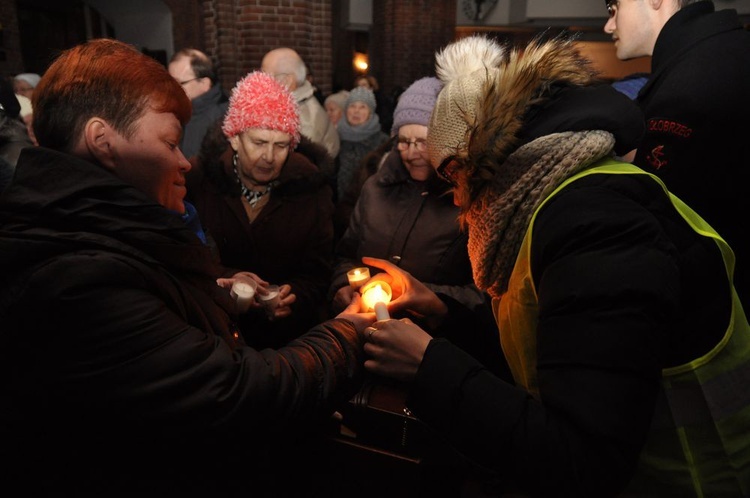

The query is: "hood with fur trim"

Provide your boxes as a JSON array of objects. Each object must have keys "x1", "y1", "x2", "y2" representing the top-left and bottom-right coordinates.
[{"x1": 433, "y1": 34, "x2": 644, "y2": 209}]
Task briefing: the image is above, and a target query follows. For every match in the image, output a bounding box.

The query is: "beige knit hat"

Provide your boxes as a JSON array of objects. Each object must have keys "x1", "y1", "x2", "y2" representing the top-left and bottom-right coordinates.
[{"x1": 427, "y1": 35, "x2": 506, "y2": 169}]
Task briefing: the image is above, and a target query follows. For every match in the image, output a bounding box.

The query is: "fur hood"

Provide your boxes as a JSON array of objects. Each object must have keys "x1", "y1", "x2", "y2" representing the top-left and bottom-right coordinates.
[
  {"x1": 429, "y1": 34, "x2": 644, "y2": 210},
  {"x1": 466, "y1": 35, "x2": 600, "y2": 202}
]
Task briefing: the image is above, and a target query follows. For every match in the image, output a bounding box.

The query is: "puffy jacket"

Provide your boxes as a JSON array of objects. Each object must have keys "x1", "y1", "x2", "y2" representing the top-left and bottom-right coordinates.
[{"x1": 0, "y1": 146, "x2": 365, "y2": 494}]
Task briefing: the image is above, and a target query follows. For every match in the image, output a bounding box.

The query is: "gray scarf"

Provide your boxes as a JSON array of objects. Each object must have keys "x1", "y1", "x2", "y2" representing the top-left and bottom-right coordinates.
[
  {"x1": 465, "y1": 130, "x2": 615, "y2": 298},
  {"x1": 337, "y1": 113, "x2": 383, "y2": 142}
]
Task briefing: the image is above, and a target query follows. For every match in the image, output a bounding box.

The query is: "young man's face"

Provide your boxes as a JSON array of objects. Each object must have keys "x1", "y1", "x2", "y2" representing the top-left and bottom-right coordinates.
[
  {"x1": 603, "y1": 0, "x2": 659, "y2": 60},
  {"x1": 109, "y1": 108, "x2": 191, "y2": 213}
]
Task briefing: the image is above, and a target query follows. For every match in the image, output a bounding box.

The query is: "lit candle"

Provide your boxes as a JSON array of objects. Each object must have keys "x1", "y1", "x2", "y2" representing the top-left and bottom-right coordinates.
[
  {"x1": 360, "y1": 280, "x2": 392, "y2": 320},
  {"x1": 347, "y1": 267, "x2": 370, "y2": 291},
  {"x1": 231, "y1": 280, "x2": 256, "y2": 313}
]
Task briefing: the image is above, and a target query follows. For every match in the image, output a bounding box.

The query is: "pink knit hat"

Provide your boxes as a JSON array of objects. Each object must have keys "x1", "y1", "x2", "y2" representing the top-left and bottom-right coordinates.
[{"x1": 222, "y1": 71, "x2": 301, "y2": 147}]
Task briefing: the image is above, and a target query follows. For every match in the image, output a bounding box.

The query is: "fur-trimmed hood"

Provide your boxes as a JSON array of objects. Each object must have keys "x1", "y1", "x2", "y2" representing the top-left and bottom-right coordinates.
[
  {"x1": 430, "y1": 34, "x2": 644, "y2": 210},
  {"x1": 468, "y1": 36, "x2": 600, "y2": 189}
]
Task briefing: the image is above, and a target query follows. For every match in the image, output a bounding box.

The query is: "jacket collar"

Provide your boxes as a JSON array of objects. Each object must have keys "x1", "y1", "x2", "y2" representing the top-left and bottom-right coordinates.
[{"x1": 650, "y1": 2, "x2": 739, "y2": 80}]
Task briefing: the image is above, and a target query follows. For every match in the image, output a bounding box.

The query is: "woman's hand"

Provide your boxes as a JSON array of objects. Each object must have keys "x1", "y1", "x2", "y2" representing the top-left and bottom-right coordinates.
[
  {"x1": 362, "y1": 257, "x2": 448, "y2": 321},
  {"x1": 217, "y1": 271, "x2": 267, "y2": 311},
  {"x1": 332, "y1": 285, "x2": 356, "y2": 315},
  {"x1": 261, "y1": 283, "x2": 295, "y2": 320},
  {"x1": 336, "y1": 293, "x2": 376, "y2": 335},
  {"x1": 363, "y1": 318, "x2": 432, "y2": 382}
]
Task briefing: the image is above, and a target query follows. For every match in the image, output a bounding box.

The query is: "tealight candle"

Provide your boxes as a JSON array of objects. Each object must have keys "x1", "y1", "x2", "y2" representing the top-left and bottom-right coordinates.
[
  {"x1": 347, "y1": 267, "x2": 370, "y2": 291},
  {"x1": 258, "y1": 284, "x2": 281, "y2": 319},
  {"x1": 231, "y1": 280, "x2": 257, "y2": 313},
  {"x1": 360, "y1": 280, "x2": 392, "y2": 320}
]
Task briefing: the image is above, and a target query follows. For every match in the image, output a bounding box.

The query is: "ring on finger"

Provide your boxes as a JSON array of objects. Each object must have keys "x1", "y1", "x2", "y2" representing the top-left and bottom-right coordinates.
[{"x1": 367, "y1": 327, "x2": 376, "y2": 339}]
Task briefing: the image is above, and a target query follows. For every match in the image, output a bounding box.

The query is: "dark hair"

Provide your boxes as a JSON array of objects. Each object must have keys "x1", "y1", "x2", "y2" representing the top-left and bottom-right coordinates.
[
  {"x1": 172, "y1": 48, "x2": 217, "y2": 83},
  {"x1": 33, "y1": 39, "x2": 191, "y2": 151}
]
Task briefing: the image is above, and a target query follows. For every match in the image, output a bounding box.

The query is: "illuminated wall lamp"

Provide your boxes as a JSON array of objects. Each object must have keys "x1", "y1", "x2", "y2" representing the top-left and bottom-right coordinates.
[{"x1": 353, "y1": 51, "x2": 369, "y2": 73}]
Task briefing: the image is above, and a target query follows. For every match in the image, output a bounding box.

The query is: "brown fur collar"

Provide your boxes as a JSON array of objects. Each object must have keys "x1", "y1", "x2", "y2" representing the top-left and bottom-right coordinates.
[{"x1": 460, "y1": 35, "x2": 600, "y2": 212}]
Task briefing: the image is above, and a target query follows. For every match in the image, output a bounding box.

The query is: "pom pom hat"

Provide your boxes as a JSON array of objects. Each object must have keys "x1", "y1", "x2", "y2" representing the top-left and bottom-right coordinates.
[
  {"x1": 391, "y1": 76, "x2": 444, "y2": 135},
  {"x1": 427, "y1": 36, "x2": 506, "y2": 169},
  {"x1": 222, "y1": 71, "x2": 300, "y2": 148}
]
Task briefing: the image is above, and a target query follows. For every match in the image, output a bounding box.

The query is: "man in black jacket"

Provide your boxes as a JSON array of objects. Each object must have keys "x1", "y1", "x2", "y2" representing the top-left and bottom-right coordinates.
[
  {"x1": 0, "y1": 38, "x2": 373, "y2": 496},
  {"x1": 604, "y1": 0, "x2": 750, "y2": 305}
]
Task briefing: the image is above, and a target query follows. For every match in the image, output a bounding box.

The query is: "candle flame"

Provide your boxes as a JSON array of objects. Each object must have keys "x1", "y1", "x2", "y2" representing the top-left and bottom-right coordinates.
[{"x1": 361, "y1": 281, "x2": 392, "y2": 312}]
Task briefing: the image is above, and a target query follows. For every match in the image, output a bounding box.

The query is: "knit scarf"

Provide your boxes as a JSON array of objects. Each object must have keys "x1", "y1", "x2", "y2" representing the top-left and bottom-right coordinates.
[
  {"x1": 465, "y1": 130, "x2": 615, "y2": 299},
  {"x1": 337, "y1": 113, "x2": 383, "y2": 142}
]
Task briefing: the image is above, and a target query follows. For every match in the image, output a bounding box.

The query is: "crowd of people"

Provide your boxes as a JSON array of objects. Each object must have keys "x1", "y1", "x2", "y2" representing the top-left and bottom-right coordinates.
[{"x1": 1, "y1": 1, "x2": 748, "y2": 496}]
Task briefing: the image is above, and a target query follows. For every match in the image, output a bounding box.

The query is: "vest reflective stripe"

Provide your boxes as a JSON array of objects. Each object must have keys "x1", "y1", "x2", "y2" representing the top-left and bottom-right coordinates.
[{"x1": 494, "y1": 158, "x2": 750, "y2": 496}]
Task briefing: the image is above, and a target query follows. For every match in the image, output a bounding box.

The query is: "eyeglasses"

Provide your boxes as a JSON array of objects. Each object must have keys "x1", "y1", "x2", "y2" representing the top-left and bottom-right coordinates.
[
  {"x1": 396, "y1": 138, "x2": 428, "y2": 152},
  {"x1": 606, "y1": 0, "x2": 619, "y2": 17},
  {"x1": 179, "y1": 77, "x2": 202, "y2": 86},
  {"x1": 436, "y1": 157, "x2": 459, "y2": 187}
]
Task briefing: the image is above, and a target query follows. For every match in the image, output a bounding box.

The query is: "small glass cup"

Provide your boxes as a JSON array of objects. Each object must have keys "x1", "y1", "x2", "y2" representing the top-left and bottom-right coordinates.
[
  {"x1": 231, "y1": 279, "x2": 257, "y2": 314},
  {"x1": 347, "y1": 267, "x2": 370, "y2": 291},
  {"x1": 359, "y1": 280, "x2": 392, "y2": 317},
  {"x1": 258, "y1": 284, "x2": 281, "y2": 319}
]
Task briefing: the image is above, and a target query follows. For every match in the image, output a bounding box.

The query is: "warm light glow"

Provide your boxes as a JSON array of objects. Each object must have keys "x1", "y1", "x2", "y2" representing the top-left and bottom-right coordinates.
[
  {"x1": 353, "y1": 52, "x2": 369, "y2": 72},
  {"x1": 360, "y1": 281, "x2": 392, "y2": 313}
]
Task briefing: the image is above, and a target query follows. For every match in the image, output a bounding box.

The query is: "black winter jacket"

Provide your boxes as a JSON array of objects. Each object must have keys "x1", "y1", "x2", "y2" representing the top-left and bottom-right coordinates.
[
  {"x1": 634, "y1": 2, "x2": 750, "y2": 305},
  {"x1": 0, "y1": 147, "x2": 365, "y2": 495}
]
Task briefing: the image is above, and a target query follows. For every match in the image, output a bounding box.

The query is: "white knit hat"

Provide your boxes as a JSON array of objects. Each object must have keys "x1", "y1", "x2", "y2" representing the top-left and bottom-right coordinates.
[
  {"x1": 427, "y1": 36, "x2": 506, "y2": 168},
  {"x1": 14, "y1": 73, "x2": 41, "y2": 89}
]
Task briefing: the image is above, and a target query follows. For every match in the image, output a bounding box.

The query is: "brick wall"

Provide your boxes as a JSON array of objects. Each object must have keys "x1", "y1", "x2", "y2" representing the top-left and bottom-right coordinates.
[
  {"x1": 370, "y1": 0, "x2": 456, "y2": 96},
  {"x1": 2, "y1": 0, "x2": 455, "y2": 98},
  {"x1": 202, "y1": 0, "x2": 335, "y2": 96}
]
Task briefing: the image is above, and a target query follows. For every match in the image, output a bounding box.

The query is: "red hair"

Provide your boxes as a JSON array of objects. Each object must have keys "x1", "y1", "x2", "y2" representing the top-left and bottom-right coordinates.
[{"x1": 33, "y1": 38, "x2": 191, "y2": 151}]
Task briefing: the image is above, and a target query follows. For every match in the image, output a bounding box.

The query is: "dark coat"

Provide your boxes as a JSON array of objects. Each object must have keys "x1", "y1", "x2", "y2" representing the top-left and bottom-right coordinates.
[
  {"x1": 0, "y1": 147, "x2": 365, "y2": 495},
  {"x1": 331, "y1": 150, "x2": 507, "y2": 377},
  {"x1": 408, "y1": 172, "x2": 731, "y2": 496},
  {"x1": 181, "y1": 83, "x2": 228, "y2": 159},
  {"x1": 187, "y1": 130, "x2": 336, "y2": 348},
  {"x1": 634, "y1": 2, "x2": 750, "y2": 305},
  {"x1": 332, "y1": 149, "x2": 478, "y2": 303},
  {"x1": 336, "y1": 129, "x2": 389, "y2": 201}
]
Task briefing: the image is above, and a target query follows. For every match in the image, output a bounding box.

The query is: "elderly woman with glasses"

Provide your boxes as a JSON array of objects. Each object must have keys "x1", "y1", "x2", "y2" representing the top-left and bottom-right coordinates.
[{"x1": 329, "y1": 77, "x2": 507, "y2": 379}]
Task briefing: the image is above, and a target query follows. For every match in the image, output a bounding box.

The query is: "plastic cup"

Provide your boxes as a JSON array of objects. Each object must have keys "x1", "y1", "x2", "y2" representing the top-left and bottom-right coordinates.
[
  {"x1": 231, "y1": 279, "x2": 257, "y2": 313},
  {"x1": 259, "y1": 284, "x2": 280, "y2": 319}
]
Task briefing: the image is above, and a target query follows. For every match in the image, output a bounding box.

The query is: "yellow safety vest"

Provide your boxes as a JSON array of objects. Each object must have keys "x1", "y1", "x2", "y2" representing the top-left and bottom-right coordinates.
[{"x1": 495, "y1": 158, "x2": 750, "y2": 497}]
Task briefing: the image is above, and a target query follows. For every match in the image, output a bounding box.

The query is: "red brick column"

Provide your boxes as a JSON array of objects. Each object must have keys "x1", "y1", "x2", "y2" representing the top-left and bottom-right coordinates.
[{"x1": 370, "y1": 0, "x2": 456, "y2": 95}]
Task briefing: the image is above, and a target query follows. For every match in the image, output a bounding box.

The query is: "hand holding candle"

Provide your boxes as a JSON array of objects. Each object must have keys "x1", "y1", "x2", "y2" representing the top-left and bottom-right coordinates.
[
  {"x1": 360, "y1": 280, "x2": 392, "y2": 320},
  {"x1": 347, "y1": 267, "x2": 370, "y2": 291}
]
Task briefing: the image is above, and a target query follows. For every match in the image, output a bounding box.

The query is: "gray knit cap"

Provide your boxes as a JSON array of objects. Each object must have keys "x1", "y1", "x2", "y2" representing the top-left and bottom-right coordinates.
[
  {"x1": 391, "y1": 77, "x2": 444, "y2": 134},
  {"x1": 346, "y1": 86, "x2": 376, "y2": 112}
]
